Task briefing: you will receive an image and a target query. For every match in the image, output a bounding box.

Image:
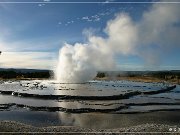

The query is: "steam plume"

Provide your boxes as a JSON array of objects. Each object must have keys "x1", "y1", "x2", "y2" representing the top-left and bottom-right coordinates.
[{"x1": 56, "y1": 2, "x2": 180, "y2": 83}]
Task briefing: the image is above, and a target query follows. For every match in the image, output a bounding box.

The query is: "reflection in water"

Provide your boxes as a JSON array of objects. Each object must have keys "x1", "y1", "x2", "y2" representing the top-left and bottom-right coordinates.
[
  {"x1": 58, "y1": 111, "x2": 180, "y2": 129},
  {"x1": 0, "y1": 80, "x2": 179, "y2": 128}
]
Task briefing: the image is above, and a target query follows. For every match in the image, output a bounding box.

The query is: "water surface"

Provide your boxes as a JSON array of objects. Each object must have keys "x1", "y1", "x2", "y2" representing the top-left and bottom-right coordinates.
[{"x1": 0, "y1": 80, "x2": 179, "y2": 128}]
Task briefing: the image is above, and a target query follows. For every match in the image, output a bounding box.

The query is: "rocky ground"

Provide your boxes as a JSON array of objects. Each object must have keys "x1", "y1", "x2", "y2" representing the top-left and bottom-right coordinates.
[{"x1": 0, "y1": 121, "x2": 180, "y2": 134}]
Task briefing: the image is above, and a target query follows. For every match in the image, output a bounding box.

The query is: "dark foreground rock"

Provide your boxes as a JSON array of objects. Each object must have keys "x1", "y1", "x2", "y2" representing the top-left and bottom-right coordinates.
[{"x1": 0, "y1": 121, "x2": 179, "y2": 134}]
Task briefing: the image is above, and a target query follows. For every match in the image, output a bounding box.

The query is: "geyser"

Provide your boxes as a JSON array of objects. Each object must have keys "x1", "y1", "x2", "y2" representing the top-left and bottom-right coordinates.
[
  {"x1": 56, "y1": 2, "x2": 180, "y2": 83},
  {"x1": 56, "y1": 14, "x2": 137, "y2": 83},
  {"x1": 56, "y1": 43, "x2": 98, "y2": 83},
  {"x1": 56, "y1": 42, "x2": 116, "y2": 83}
]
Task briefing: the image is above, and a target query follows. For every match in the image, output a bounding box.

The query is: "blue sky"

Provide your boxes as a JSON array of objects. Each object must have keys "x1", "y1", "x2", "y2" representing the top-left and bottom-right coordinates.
[{"x1": 0, "y1": 0, "x2": 179, "y2": 70}]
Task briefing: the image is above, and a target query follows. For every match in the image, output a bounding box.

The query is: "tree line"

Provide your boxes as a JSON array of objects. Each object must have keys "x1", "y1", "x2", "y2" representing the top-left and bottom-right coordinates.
[
  {"x1": 0, "y1": 70, "x2": 51, "y2": 79},
  {"x1": 96, "y1": 71, "x2": 180, "y2": 79}
]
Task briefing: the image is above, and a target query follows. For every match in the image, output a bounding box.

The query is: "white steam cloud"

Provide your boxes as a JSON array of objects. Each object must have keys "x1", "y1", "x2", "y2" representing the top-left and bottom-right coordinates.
[{"x1": 56, "y1": 2, "x2": 180, "y2": 83}]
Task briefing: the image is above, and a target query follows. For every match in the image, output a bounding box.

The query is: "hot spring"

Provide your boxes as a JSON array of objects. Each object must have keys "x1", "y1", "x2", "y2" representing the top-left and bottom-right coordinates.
[{"x1": 0, "y1": 79, "x2": 179, "y2": 128}]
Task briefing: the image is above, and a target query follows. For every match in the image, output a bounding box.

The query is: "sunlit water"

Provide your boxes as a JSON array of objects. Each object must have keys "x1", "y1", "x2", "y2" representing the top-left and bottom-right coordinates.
[{"x1": 0, "y1": 80, "x2": 179, "y2": 128}]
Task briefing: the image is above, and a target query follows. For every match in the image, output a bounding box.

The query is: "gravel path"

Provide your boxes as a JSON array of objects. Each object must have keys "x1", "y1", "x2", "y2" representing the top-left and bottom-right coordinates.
[{"x1": 0, "y1": 121, "x2": 180, "y2": 134}]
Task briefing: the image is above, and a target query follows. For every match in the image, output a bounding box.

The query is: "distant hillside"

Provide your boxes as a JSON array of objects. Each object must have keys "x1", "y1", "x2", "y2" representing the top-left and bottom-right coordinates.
[
  {"x1": 0, "y1": 68, "x2": 51, "y2": 73},
  {"x1": 96, "y1": 70, "x2": 180, "y2": 84},
  {"x1": 97, "y1": 70, "x2": 180, "y2": 79},
  {"x1": 100, "y1": 70, "x2": 180, "y2": 76},
  {"x1": 0, "y1": 68, "x2": 52, "y2": 79}
]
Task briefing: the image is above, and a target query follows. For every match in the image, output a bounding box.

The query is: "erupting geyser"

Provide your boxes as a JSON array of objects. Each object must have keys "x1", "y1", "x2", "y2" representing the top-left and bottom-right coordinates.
[
  {"x1": 56, "y1": 2, "x2": 180, "y2": 83},
  {"x1": 56, "y1": 43, "x2": 98, "y2": 83},
  {"x1": 56, "y1": 42, "x2": 116, "y2": 83},
  {"x1": 56, "y1": 14, "x2": 136, "y2": 83}
]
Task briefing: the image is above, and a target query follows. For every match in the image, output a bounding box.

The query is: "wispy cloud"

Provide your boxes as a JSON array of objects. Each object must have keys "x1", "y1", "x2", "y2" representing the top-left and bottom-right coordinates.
[
  {"x1": 0, "y1": 36, "x2": 62, "y2": 52},
  {"x1": 0, "y1": 23, "x2": 60, "y2": 69},
  {"x1": 0, "y1": 52, "x2": 56, "y2": 69},
  {"x1": 38, "y1": 0, "x2": 51, "y2": 7},
  {"x1": 38, "y1": 4, "x2": 46, "y2": 7},
  {"x1": 57, "y1": 7, "x2": 116, "y2": 27},
  {"x1": 104, "y1": 0, "x2": 116, "y2": 4}
]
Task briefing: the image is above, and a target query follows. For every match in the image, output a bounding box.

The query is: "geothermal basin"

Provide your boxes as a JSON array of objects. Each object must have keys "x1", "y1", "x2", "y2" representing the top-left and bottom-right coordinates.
[{"x1": 0, "y1": 80, "x2": 180, "y2": 128}]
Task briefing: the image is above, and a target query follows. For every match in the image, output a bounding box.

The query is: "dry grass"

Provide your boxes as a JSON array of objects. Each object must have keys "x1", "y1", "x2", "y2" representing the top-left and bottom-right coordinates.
[{"x1": 95, "y1": 76, "x2": 180, "y2": 84}]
